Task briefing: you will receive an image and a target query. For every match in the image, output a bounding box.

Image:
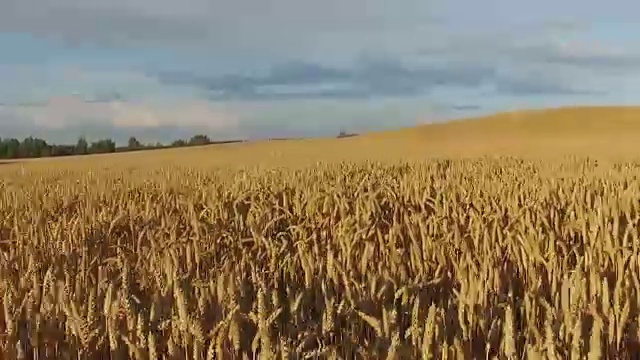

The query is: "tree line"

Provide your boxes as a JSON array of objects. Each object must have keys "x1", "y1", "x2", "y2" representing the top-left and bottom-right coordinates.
[{"x1": 0, "y1": 134, "x2": 230, "y2": 159}]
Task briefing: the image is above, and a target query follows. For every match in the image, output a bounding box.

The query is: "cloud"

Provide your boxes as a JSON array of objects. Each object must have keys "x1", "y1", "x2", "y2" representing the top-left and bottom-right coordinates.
[
  {"x1": 155, "y1": 57, "x2": 497, "y2": 100},
  {"x1": 154, "y1": 50, "x2": 612, "y2": 100},
  {"x1": 0, "y1": 0, "x2": 436, "y2": 55},
  {"x1": 0, "y1": 64, "x2": 205, "y2": 106},
  {"x1": 0, "y1": 96, "x2": 240, "y2": 131},
  {"x1": 0, "y1": 0, "x2": 210, "y2": 47},
  {"x1": 3, "y1": 0, "x2": 639, "y2": 104},
  {"x1": 111, "y1": 100, "x2": 239, "y2": 129},
  {"x1": 492, "y1": 67, "x2": 600, "y2": 96},
  {"x1": 1, "y1": 94, "x2": 450, "y2": 142},
  {"x1": 450, "y1": 105, "x2": 482, "y2": 111},
  {"x1": 508, "y1": 40, "x2": 640, "y2": 70},
  {"x1": 494, "y1": 78, "x2": 597, "y2": 96},
  {"x1": 1, "y1": 96, "x2": 112, "y2": 129}
]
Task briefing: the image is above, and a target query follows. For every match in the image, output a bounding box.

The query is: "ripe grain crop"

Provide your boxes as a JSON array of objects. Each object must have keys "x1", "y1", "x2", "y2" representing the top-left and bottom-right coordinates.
[{"x1": 1, "y1": 153, "x2": 640, "y2": 359}]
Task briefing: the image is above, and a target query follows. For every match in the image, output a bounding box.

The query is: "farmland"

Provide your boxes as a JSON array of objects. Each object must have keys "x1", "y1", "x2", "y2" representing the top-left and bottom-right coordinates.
[{"x1": 2, "y1": 106, "x2": 640, "y2": 358}]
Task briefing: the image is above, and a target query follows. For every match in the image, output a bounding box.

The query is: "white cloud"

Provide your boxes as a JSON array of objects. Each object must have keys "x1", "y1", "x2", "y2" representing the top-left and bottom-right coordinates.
[
  {"x1": 0, "y1": 96, "x2": 240, "y2": 131},
  {"x1": 0, "y1": 96, "x2": 107, "y2": 129},
  {"x1": 111, "y1": 100, "x2": 239, "y2": 129}
]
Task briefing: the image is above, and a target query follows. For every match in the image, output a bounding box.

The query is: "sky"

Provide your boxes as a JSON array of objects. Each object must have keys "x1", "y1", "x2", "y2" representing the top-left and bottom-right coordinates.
[{"x1": 1, "y1": 0, "x2": 640, "y2": 145}]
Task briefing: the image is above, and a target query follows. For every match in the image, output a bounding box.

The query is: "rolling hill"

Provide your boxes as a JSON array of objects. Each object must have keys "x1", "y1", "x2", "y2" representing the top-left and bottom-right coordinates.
[
  {"x1": 6, "y1": 106, "x2": 640, "y2": 172},
  {"x1": 363, "y1": 106, "x2": 640, "y2": 158}
]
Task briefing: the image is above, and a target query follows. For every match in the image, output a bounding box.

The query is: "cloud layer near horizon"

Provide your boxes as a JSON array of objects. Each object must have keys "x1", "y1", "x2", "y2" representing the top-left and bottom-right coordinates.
[{"x1": 0, "y1": 96, "x2": 239, "y2": 130}]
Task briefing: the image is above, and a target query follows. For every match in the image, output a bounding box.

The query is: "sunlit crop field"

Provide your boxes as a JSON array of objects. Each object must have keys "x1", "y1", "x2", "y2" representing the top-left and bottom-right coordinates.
[{"x1": 3, "y1": 107, "x2": 640, "y2": 358}]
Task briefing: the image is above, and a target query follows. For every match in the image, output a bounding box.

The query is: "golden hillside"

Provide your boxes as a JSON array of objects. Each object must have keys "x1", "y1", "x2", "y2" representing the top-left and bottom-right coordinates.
[
  {"x1": 6, "y1": 106, "x2": 640, "y2": 173},
  {"x1": 366, "y1": 106, "x2": 640, "y2": 158}
]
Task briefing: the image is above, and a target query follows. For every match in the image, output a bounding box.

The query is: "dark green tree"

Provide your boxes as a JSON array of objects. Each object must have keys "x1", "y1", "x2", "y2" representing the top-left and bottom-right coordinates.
[
  {"x1": 5, "y1": 138, "x2": 20, "y2": 159},
  {"x1": 188, "y1": 134, "x2": 211, "y2": 146},
  {"x1": 18, "y1": 137, "x2": 50, "y2": 158},
  {"x1": 171, "y1": 139, "x2": 187, "y2": 147},
  {"x1": 89, "y1": 139, "x2": 116, "y2": 154},
  {"x1": 76, "y1": 137, "x2": 88, "y2": 155},
  {"x1": 128, "y1": 136, "x2": 142, "y2": 150}
]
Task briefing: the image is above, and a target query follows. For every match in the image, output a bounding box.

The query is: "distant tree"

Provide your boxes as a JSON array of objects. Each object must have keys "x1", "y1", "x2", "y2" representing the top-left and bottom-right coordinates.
[
  {"x1": 76, "y1": 137, "x2": 88, "y2": 155},
  {"x1": 0, "y1": 138, "x2": 8, "y2": 159},
  {"x1": 89, "y1": 139, "x2": 116, "y2": 154},
  {"x1": 337, "y1": 128, "x2": 357, "y2": 139},
  {"x1": 0, "y1": 132, "x2": 237, "y2": 159},
  {"x1": 51, "y1": 145, "x2": 75, "y2": 157},
  {"x1": 105, "y1": 139, "x2": 117, "y2": 153},
  {"x1": 40, "y1": 144, "x2": 52, "y2": 157},
  {"x1": 171, "y1": 139, "x2": 187, "y2": 147},
  {"x1": 20, "y1": 137, "x2": 50, "y2": 157},
  {"x1": 18, "y1": 137, "x2": 35, "y2": 157},
  {"x1": 4, "y1": 138, "x2": 20, "y2": 158},
  {"x1": 188, "y1": 134, "x2": 211, "y2": 146},
  {"x1": 128, "y1": 136, "x2": 142, "y2": 150}
]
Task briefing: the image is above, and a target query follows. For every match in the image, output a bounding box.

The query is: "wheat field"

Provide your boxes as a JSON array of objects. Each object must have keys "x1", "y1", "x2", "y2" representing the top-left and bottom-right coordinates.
[{"x1": 2, "y1": 107, "x2": 640, "y2": 359}]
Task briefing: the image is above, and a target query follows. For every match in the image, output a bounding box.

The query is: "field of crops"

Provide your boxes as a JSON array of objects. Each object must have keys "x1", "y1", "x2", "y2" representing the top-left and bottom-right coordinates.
[
  {"x1": 2, "y1": 148, "x2": 640, "y2": 359},
  {"x1": 2, "y1": 107, "x2": 640, "y2": 359}
]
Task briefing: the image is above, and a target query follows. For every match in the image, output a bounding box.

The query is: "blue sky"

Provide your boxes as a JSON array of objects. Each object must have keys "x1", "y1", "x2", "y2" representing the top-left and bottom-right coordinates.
[{"x1": 1, "y1": 0, "x2": 640, "y2": 144}]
